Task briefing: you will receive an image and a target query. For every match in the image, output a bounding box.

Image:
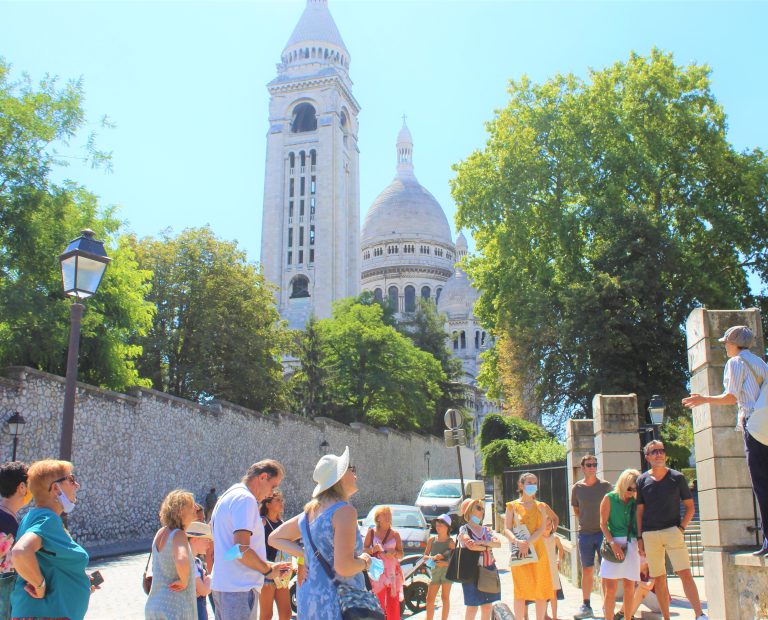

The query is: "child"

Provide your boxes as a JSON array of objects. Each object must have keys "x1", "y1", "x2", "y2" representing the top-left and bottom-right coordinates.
[
  {"x1": 423, "y1": 514, "x2": 455, "y2": 620},
  {"x1": 542, "y1": 516, "x2": 564, "y2": 620},
  {"x1": 186, "y1": 521, "x2": 213, "y2": 620}
]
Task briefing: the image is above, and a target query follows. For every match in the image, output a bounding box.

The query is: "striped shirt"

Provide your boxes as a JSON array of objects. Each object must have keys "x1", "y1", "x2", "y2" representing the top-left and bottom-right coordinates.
[{"x1": 723, "y1": 349, "x2": 768, "y2": 425}]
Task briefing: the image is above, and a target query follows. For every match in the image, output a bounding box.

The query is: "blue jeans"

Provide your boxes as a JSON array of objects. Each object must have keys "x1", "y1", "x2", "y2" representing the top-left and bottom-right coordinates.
[
  {"x1": 213, "y1": 589, "x2": 257, "y2": 620},
  {"x1": 578, "y1": 531, "x2": 604, "y2": 568}
]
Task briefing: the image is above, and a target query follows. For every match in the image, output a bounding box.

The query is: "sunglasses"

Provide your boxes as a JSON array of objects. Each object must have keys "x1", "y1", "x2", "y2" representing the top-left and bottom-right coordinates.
[
  {"x1": 49, "y1": 473, "x2": 77, "y2": 491},
  {"x1": 584, "y1": 462, "x2": 598, "y2": 468},
  {"x1": 648, "y1": 449, "x2": 666, "y2": 456},
  {"x1": 348, "y1": 465, "x2": 357, "y2": 474},
  {"x1": 627, "y1": 486, "x2": 637, "y2": 492},
  {"x1": 474, "y1": 504, "x2": 484, "y2": 512}
]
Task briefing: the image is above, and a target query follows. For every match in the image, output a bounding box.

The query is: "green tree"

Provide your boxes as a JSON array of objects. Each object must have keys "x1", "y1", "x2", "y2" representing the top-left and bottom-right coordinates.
[
  {"x1": 287, "y1": 315, "x2": 329, "y2": 417},
  {"x1": 293, "y1": 299, "x2": 446, "y2": 431},
  {"x1": 452, "y1": 50, "x2": 768, "y2": 431},
  {"x1": 0, "y1": 59, "x2": 153, "y2": 390},
  {"x1": 478, "y1": 413, "x2": 551, "y2": 448},
  {"x1": 131, "y1": 227, "x2": 288, "y2": 411}
]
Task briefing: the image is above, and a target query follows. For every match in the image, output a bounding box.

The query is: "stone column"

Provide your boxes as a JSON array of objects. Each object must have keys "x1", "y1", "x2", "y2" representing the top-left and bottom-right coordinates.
[
  {"x1": 592, "y1": 393, "x2": 642, "y2": 484},
  {"x1": 566, "y1": 419, "x2": 596, "y2": 586},
  {"x1": 686, "y1": 307, "x2": 764, "y2": 620}
]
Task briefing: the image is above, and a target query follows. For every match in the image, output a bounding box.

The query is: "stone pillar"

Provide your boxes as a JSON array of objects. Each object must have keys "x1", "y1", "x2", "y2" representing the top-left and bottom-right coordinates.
[
  {"x1": 686, "y1": 307, "x2": 764, "y2": 620},
  {"x1": 566, "y1": 419, "x2": 596, "y2": 586},
  {"x1": 592, "y1": 393, "x2": 642, "y2": 484}
]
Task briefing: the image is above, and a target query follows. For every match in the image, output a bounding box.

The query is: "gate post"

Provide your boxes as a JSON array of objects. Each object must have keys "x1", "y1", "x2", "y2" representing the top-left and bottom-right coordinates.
[
  {"x1": 686, "y1": 308, "x2": 764, "y2": 620},
  {"x1": 566, "y1": 419, "x2": 596, "y2": 586},
  {"x1": 592, "y1": 394, "x2": 642, "y2": 484}
]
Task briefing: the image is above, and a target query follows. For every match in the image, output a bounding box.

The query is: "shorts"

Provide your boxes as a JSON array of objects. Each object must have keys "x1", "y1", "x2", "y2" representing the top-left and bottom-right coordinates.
[
  {"x1": 577, "y1": 531, "x2": 604, "y2": 568},
  {"x1": 641, "y1": 526, "x2": 690, "y2": 578},
  {"x1": 430, "y1": 564, "x2": 451, "y2": 585},
  {"x1": 213, "y1": 589, "x2": 258, "y2": 620}
]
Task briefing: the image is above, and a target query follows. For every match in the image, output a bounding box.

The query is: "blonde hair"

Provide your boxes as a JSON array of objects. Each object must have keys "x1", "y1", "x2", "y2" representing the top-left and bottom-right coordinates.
[
  {"x1": 304, "y1": 480, "x2": 347, "y2": 516},
  {"x1": 373, "y1": 505, "x2": 392, "y2": 526},
  {"x1": 159, "y1": 489, "x2": 195, "y2": 530},
  {"x1": 27, "y1": 460, "x2": 72, "y2": 503},
  {"x1": 615, "y1": 469, "x2": 641, "y2": 497}
]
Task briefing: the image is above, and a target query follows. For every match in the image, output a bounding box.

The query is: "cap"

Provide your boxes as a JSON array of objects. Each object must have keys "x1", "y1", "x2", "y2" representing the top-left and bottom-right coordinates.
[
  {"x1": 718, "y1": 325, "x2": 754, "y2": 348},
  {"x1": 435, "y1": 514, "x2": 452, "y2": 528}
]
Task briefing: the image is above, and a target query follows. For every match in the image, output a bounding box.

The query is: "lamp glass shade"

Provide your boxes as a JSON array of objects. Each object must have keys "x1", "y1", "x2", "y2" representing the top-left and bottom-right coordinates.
[
  {"x1": 6, "y1": 412, "x2": 26, "y2": 436},
  {"x1": 648, "y1": 395, "x2": 665, "y2": 426},
  {"x1": 59, "y1": 230, "x2": 111, "y2": 298}
]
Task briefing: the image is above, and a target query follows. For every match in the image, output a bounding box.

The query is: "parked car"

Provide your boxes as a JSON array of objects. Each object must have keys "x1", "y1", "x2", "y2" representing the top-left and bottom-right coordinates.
[
  {"x1": 358, "y1": 504, "x2": 430, "y2": 553},
  {"x1": 415, "y1": 478, "x2": 484, "y2": 530}
]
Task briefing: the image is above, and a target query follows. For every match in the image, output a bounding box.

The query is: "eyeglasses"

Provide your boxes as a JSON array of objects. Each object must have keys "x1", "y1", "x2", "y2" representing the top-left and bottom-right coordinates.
[
  {"x1": 348, "y1": 465, "x2": 357, "y2": 474},
  {"x1": 49, "y1": 473, "x2": 77, "y2": 491},
  {"x1": 584, "y1": 462, "x2": 598, "y2": 468},
  {"x1": 648, "y1": 449, "x2": 666, "y2": 456}
]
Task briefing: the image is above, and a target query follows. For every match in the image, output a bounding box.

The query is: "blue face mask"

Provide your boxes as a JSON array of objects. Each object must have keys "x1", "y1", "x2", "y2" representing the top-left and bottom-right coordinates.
[
  {"x1": 469, "y1": 514, "x2": 483, "y2": 525},
  {"x1": 224, "y1": 544, "x2": 246, "y2": 562},
  {"x1": 524, "y1": 484, "x2": 538, "y2": 497}
]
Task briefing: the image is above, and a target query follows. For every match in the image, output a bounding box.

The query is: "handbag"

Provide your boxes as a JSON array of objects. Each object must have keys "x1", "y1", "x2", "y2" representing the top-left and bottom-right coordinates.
[
  {"x1": 743, "y1": 358, "x2": 768, "y2": 446},
  {"x1": 446, "y1": 543, "x2": 481, "y2": 583},
  {"x1": 600, "y1": 538, "x2": 627, "y2": 563},
  {"x1": 476, "y1": 565, "x2": 501, "y2": 594},
  {"x1": 508, "y1": 503, "x2": 537, "y2": 568},
  {"x1": 304, "y1": 511, "x2": 384, "y2": 620},
  {"x1": 142, "y1": 549, "x2": 152, "y2": 594}
]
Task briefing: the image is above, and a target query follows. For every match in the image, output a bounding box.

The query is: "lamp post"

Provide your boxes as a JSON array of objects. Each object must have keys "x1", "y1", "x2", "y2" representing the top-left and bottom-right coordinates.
[
  {"x1": 4, "y1": 412, "x2": 26, "y2": 461},
  {"x1": 647, "y1": 394, "x2": 666, "y2": 441},
  {"x1": 424, "y1": 450, "x2": 431, "y2": 479},
  {"x1": 58, "y1": 229, "x2": 111, "y2": 461},
  {"x1": 319, "y1": 439, "x2": 330, "y2": 456}
]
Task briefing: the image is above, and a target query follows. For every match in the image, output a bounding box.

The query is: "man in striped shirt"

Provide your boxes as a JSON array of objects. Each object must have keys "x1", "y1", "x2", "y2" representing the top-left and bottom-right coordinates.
[{"x1": 683, "y1": 325, "x2": 768, "y2": 556}]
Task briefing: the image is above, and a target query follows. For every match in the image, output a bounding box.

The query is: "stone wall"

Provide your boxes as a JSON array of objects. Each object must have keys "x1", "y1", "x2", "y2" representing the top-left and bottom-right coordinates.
[{"x1": 0, "y1": 367, "x2": 473, "y2": 553}]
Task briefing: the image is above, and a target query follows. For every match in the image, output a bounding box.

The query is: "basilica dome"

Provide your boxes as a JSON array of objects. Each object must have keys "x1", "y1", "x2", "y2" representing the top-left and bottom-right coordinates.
[{"x1": 437, "y1": 265, "x2": 479, "y2": 318}]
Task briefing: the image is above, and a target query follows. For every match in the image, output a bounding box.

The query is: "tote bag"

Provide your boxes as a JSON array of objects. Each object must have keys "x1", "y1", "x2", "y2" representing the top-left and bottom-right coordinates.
[
  {"x1": 508, "y1": 503, "x2": 537, "y2": 568},
  {"x1": 446, "y1": 542, "x2": 482, "y2": 583},
  {"x1": 743, "y1": 359, "x2": 768, "y2": 446}
]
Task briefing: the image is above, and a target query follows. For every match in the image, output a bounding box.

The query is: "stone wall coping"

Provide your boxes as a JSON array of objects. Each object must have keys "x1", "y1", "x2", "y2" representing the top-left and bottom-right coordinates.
[
  {"x1": 315, "y1": 416, "x2": 358, "y2": 432},
  {"x1": 349, "y1": 422, "x2": 386, "y2": 435},
  {"x1": 278, "y1": 411, "x2": 324, "y2": 428},
  {"x1": 379, "y1": 426, "x2": 410, "y2": 439},
  {"x1": 129, "y1": 386, "x2": 212, "y2": 413},
  {"x1": 6, "y1": 366, "x2": 140, "y2": 406},
  {"x1": 731, "y1": 551, "x2": 768, "y2": 568},
  {"x1": 0, "y1": 375, "x2": 22, "y2": 393}
]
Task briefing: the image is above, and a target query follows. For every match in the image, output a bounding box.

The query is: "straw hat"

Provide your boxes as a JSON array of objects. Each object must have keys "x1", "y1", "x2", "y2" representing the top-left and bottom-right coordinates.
[
  {"x1": 312, "y1": 446, "x2": 350, "y2": 498},
  {"x1": 460, "y1": 497, "x2": 483, "y2": 521},
  {"x1": 186, "y1": 521, "x2": 212, "y2": 539}
]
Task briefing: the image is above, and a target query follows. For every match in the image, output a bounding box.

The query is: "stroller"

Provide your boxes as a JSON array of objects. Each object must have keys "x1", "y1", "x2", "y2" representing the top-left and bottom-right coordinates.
[{"x1": 399, "y1": 554, "x2": 432, "y2": 614}]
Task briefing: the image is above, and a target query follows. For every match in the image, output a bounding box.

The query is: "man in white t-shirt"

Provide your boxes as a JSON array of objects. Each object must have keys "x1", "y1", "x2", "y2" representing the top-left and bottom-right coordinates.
[{"x1": 211, "y1": 459, "x2": 288, "y2": 620}]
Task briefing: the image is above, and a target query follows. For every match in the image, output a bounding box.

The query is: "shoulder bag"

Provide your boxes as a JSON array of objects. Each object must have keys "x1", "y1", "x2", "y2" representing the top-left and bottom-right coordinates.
[
  {"x1": 142, "y1": 548, "x2": 152, "y2": 594},
  {"x1": 470, "y1": 527, "x2": 500, "y2": 594},
  {"x1": 304, "y1": 512, "x2": 384, "y2": 620},
  {"x1": 446, "y1": 528, "x2": 482, "y2": 583},
  {"x1": 743, "y1": 358, "x2": 768, "y2": 446},
  {"x1": 600, "y1": 498, "x2": 632, "y2": 563},
  {"x1": 508, "y1": 503, "x2": 537, "y2": 568}
]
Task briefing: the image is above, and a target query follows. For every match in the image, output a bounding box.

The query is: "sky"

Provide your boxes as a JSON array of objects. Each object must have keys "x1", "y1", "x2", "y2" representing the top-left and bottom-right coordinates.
[{"x1": 2, "y1": 1, "x2": 767, "y2": 270}]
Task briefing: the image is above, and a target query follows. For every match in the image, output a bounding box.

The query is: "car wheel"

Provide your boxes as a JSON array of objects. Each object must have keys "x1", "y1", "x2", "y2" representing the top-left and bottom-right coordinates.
[
  {"x1": 290, "y1": 581, "x2": 297, "y2": 613},
  {"x1": 404, "y1": 581, "x2": 428, "y2": 613}
]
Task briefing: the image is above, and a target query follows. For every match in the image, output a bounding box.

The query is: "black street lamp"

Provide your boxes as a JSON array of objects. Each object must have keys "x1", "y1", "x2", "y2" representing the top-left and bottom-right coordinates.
[
  {"x1": 4, "y1": 412, "x2": 26, "y2": 461},
  {"x1": 647, "y1": 395, "x2": 666, "y2": 439},
  {"x1": 319, "y1": 439, "x2": 330, "y2": 456},
  {"x1": 58, "y1": 229, "x2": 111, "y2": 461},
  {"x1": 424, "y1": 450, "x2": 431, "y2": 479}
]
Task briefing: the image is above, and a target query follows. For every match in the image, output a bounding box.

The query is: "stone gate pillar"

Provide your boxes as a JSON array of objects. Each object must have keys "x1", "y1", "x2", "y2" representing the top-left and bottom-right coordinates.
[
  {"x1": 592, "y1": 394, "x2": 642, "y2": 484},
  {"x1": 686, "y1": 307, "x2": 764, "y2": 620},
  {"x1": 566, "y1": 419, "x2": 596, "y2": 585}
]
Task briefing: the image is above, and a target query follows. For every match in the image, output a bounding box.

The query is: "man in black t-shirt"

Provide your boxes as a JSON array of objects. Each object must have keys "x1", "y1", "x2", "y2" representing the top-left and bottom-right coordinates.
[{"x1": 636, "y1": 441, "x2": 707, "y2": 620}]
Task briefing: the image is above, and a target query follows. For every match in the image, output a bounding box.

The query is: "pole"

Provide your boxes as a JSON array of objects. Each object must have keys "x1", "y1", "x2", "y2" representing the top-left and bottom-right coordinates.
[
  {"x1": 11, "y1": 436, "x2": 18, "y2": 461},
  {"x1": 60, "y1": 302, "x2": 84, "y2": 461},
  {"x1": 456, "y1": 444, "x2": 466, "y2": 501}
]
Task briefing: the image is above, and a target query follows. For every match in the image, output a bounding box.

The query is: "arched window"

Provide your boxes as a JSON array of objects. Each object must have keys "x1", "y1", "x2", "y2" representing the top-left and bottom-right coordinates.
[
  {"x1": 290, "y1": 275, "x2": 310, "y2": 299},
  {"x1": 404, "y1": 286, "x2": 416, "y2": 312},
  {"x1": 288, "y1": 153, "x2": 295, "y2": 169},
  {"x1": 436, "y1": 287, "x2": 443, "y2": 303},
  {"x1": 452, "y1": 331, "x2": 459, "y2": 350},
  {"x1": 310, "y1": 149, "x2": 317, "y2": 166},
  {"x1": 460, "y1": 331, "x2": 466, "y2": 349},
  {"x1": 291, "y1": 103, "x2": 317, "y2": 133},
  {"x1": 388, "y1": 286, "x2": 398, "y2": 310},
  {"x1": 299, "y1": 151, "x2": 306, "y2": 167},
  {"x1": 373, "y1": 288, "x2": 383, "y2": 302},
  {"x1": 475, "y1": 331, "x2": 480, "y2": 349},
  {"x1": 421, "y1": 286, "x2": 431, "y2": 300}
]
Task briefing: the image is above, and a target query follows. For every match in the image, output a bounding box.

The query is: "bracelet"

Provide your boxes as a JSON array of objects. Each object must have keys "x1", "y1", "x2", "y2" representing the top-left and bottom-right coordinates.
[{"x1": 35, "y1": 577, "x2": 46, "y2": 591}]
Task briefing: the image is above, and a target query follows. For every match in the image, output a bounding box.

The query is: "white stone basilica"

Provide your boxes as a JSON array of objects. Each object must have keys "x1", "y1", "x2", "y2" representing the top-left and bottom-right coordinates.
[{"x1": 260, "y1": 0, "x2": 499, "y2": 457}]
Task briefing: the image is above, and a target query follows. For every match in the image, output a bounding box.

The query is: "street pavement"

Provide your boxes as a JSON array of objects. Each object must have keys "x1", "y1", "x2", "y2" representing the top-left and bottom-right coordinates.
[{"x1": 84, "y1": 548, "x2": 707, "y2": 620}]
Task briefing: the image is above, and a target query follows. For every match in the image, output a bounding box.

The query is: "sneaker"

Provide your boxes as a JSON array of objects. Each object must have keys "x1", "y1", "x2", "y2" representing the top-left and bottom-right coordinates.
[{"x1": 574, "y1": 605, "x2": 594, "y2": 619}]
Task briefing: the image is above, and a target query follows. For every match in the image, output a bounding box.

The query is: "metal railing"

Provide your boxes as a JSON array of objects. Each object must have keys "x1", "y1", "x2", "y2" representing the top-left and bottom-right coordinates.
[{"x1": 501, "y1": 460, "x2": 570, "y2": 536}]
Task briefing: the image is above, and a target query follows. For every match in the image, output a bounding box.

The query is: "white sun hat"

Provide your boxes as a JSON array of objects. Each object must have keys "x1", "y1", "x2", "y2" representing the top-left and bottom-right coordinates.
[{"x1": 312, "y1": 445, "x2": 350, "y2": 497}]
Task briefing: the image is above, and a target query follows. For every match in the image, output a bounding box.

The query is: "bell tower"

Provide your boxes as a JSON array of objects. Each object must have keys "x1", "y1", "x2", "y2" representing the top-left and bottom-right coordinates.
[{"x1": 260, "y1": 0, "x2": 361, "y2": 328}]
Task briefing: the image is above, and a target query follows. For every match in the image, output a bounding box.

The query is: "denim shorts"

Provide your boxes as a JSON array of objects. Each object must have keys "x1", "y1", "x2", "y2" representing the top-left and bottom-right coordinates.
[{"x1": 578, "y1": 531, "x2": 604, "y2": 568}]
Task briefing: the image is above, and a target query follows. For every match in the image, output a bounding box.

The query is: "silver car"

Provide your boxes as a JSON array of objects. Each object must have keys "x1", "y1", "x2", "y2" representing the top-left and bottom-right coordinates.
[{"x1": 359, "y1": 504, "x2": 430, "y2": 553}]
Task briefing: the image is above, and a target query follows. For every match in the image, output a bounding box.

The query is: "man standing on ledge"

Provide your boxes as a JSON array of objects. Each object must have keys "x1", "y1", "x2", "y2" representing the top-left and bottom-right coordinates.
[
  {"x1": 683, "y1": 324, "x2": 768, "y2": 556},
  {"x1": 211, "y1": 460, "x2": 289, "y2": 620},
  {"x1": 636, "y1": 440, "x2": 707, "y2": 620},
  {"x1": 570, "y1": 454, "x2": 612, "y2": 619}
]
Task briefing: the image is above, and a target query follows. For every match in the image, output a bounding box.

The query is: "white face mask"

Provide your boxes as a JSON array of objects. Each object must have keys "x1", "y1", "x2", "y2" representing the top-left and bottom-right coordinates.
[{"x1": 57, "y1": 488, "x2": 76, "y2": 514}]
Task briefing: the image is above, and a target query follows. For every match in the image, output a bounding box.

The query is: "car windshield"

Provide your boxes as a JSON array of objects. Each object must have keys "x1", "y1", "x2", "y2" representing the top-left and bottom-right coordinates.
[
  {"x1": 419, "y1": 482, "x2": 462, "y2": 498},
  {"x1": 363, "y1": 507, "x2": 427, "y2": 529}
]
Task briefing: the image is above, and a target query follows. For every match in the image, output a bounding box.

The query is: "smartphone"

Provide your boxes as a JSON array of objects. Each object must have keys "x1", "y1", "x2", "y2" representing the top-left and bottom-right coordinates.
[{"x1": 90, "y1": 570, "x2": 104, "y2": 587}]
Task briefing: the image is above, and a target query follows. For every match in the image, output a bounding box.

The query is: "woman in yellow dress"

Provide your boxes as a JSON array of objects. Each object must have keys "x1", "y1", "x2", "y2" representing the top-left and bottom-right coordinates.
[{"x1": 504, "y1": 472, "x2": 554, "y2": 620}]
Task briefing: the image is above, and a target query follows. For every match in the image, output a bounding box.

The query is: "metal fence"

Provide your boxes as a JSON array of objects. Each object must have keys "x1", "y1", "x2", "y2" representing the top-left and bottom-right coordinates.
[{"x1": 501, "y1": 460, "x2": 570, "y2": 536}]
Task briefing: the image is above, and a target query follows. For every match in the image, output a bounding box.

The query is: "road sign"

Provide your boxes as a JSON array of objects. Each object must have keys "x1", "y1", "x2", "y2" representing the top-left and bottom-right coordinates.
[
  {"x1": 444, "y1": 428, "x2": 466, "y2": 447},
  {"x1": 444, "y1": 408, "x2": 462, "y2": 429}
]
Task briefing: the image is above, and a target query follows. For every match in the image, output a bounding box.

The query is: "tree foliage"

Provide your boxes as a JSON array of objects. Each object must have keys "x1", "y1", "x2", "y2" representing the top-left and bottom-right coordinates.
[
  {"x1": 289, "y1": 299, "x2": 446, "y2": 431},
  {"x1": 481, "y1": 438, "x2": 566, "y2": 477},
  {"x1": 478, "y1": 413, "x2": 551, "y2": 448},
  {"x1": 0, "y1": 59, "x2": 153, "y2": 390},
  {"x1": 130, "y1": 227, "x2": 288, "y2": 411},
  {"x1": 452, "y1": 50, "x2": 768, "y2": 430}
]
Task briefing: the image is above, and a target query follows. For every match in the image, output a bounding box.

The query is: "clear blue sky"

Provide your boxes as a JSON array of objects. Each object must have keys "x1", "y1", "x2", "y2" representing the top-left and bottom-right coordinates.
[{"x1": 2, "y1": 1, "x2": 767, "y2": 270}]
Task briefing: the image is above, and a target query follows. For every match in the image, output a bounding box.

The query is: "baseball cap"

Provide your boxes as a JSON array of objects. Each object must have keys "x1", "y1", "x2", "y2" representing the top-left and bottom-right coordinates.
[{"x1": 718, "y1": 325, "x2": 754, "y2": 348}]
